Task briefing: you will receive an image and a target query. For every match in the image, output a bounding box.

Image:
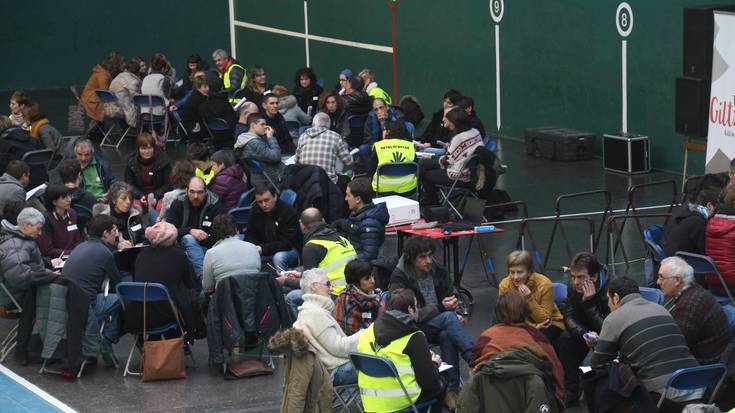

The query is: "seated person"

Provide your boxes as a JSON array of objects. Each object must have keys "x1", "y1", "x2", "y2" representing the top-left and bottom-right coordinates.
[
  {"x1": 123, "y1": 132, "x2": 172, "y2": 210},
  {"x1": 272, "y1": 85, "x2": 311, "y2": 126},
  {"x1": 293, "y1": 67, "x2": 323, "y2": 115},
  {"x1": 658, "y1": 256, "x2": 734, "y2": 364},
  {"x1": 198, "y1": 77, "x2": 238, "y2": 150},
  {"x1": 418, "y1": 108, "x2": 482, "y2": 206},
  {"x1": 23, "y1": 101, "x2": 61, "y2": 151},
  {"x1": 62, "y1": 215, "x2": 124, "y2": 365},
  {"x1": 0, "y1": 207, "x2": 59, "y2": 309},
  {"x1": 202, "y1": 214, "x2": 260, "y2": 294},
  {"x1": 37, "y1": 184, "x2": 81, "y2": 260},
  {"x1": 245, "y1": 184, "x2": 301, "y2": 271},
  {"x1": 160, "y1": 160, "x2": 195, "y2": 220},
  {"x1": 212, "y1": 49, "x2": 246, "y2": 101},
  {"x1": 559, "y1": 252, "x2": 609, "y2": 406},
  {"x1": 363, "y1": 98, "x2": 408, "y2": 147},
  {"x1": 341, "y1": 76, "x2": 371, "y2": 117},
  {"x1": 73, "y1": 139, "x2": 116, "y2": 200},
  {"x1": 94, "y1": 182, "x2": 149, "y2": 247},
  {"x1": 417, "y1": 89, "x2": 462, "y2": 155},
  {"x1": 234, "y1": 101, "x2": 260, "y2": 137},
  {"x1": 455, "y1": 96, "x2": 486, "y2": 139},
  {"x1": 0, "y1": 160, "x2": 29, "y2": 220},
  {"x1": 0, "y1": 115, "x2": 39, "y2": 175},
  {"x1": 132, "y1": 221, "x2": 203, "y2": 340},
  {"x1": 498, "y1": 250, "x2": 565, "y2": 342},
  {"x1": 8, "y1": 90, "x2": 29, "y2": 127},
  {"x1": 186, "y1": 142, "x2": 214, "y2": 185},
  {"x1": 344, "y1": 177, "x2": 389, "y2": 261},
  {"x1": 56, "y1": 159, "x2": 96, "y2": 220},
  {"x1": 370, "y1": 121, "x2": 418, "y2": 195},
  {"x1": 470, "y1": 291, "x2": 564, "y2": 407},
  {"x1": 173, "y1": 74, "x2": 208, "y2": 136},
  {"x1": 358, "y1": 68, "x2": 391, "y2": 104},
  {"x1": 242, "y1": 65, "x2": 274, "y2": 108},
  {"x1": 295, "y1": 112, "x2": 354, "y2": 185},
  {"x1": 318, "y1": 91, "x2": 349, "y2": 136},
  {"x1": 207, "y1": 150, "x2": 246, "y2": 210},
  {"x1": 661, "y1": 187, "x2": 718, "y2": 257},
  {"x1": 105, "y1": 57, "x2": 145, "y2": 128},
  {"x1": 706, "y1": 183, "x2": 735, "y2": 295},
  {"x1": 333, "y1": 258, "x2": 383, "y2": 335},
  {"x1": 165, "y1": 176, "x2": 223, "y2": 279},
  {"x1": 357, "y1": 288, "x2": 446, "y2": 413},
  {"x1": 261, "y1": 93, "x2": 295, "y2": 154},
  {"x1": 292, "y1": 268, "x2": 363, "y2": 386},
  {"x1": 234, "y1": 113, "x2": 284, "y2": 187},
  {"x1": 389, "y1": 236, "x2": 474, "y2": 400},
  {"x1": 590, "y1": 276, "x2": 702, "y2": 405}
]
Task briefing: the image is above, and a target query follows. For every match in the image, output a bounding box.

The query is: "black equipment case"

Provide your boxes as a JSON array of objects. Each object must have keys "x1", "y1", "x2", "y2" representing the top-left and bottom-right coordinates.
[{"x1": 523, "y1": 127, "x2": 596, "y2": 161}]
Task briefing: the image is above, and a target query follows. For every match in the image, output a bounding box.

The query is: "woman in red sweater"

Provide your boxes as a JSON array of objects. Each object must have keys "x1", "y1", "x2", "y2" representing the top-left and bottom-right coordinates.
[
  {"x1": 705, "y1": 183, "x2": 735, "y2": 295},
  {"x1": 37, "y1": 185, "x2": 81, "y2": 260}
]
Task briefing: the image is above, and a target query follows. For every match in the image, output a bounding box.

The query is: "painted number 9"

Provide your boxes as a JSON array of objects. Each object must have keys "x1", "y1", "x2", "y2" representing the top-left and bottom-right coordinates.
[
  {"x1": 490, "y1": 0, "x2": 504, "y2": 23},
  {"x1": 616, "y1": 2, "x2": 633, "y2": 37}
]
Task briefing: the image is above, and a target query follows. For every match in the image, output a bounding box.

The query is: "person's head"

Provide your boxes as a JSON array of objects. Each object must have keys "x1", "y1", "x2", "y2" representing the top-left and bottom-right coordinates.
[
  {"x1": 271, "y1": 85, "x2": 288, "y2": 98},
  {"x1": 358, "y1": 68, "x2": 375, "y2": 87},
  {"x1": 5, "y1": 160, "x2": 30, "y2": 187},
  {"x1": 442, "y1": 89, "x2": 463, "y2": 111},
  {"x1": 127, "y1": 56, "x2": 146, "y2": 78},
  {"x1": 312, "y1": 112, "x2": 330, "y2": 129},
  {"x1": 346, "y1": 77, "x2": 363, "y2": 94},
  {"x1": 211, "y1": 213, "x2": 238, "y2": 241},
  {"x1": 443, "y1": 107, "x2": 471, "y2": 133},
  {"x1": 494, "y1": 291, "x2": 532, "y2": 325},
  {"x1": 186, "y1": 53, "x2": 204, "y2": 73},
  {"x1": 212, "y1": 49, "x2": 229, "y2": 71},
  {"x1": 150, "y1": 52, "x2": 170, "y2": 75},
  {"x1": 730, "y1": 158, "x2": 735, "y2": 184},
  {"x1": 382, "y1": 120, "x2": 409, "y2": 140},
  {"x1": 58, "y1": 159, "x2": 82, "y2": 186},
  {"x1": 506, "y1": 250, "x2": 535, "y2": 287},
  {"x1": 681, "y1": 404, "x2": 722, "y2": 413},
  {"x1": 247, "y1": 113, "x2": 268, "y2": 135},
  {"x1": 262, "y1": 94, "x2": 279, "y2": 116},
  {"x1": 16, "y1": 207, "x2": 44, "y2": 239},
  {"x1": 87, "y1": 214, "x2": 118, "y2": 246},
  {"x1": 74, "y1": 139, "x2": 95, "y2": 169},
  {"x1": 247, "y1": 65, "x2": 267, "y2": 88},
  {"x1": 404, "y1": 237, "x2": 435, "y2": 275},
  {"x1": 186, "y1": 142, "x2": 211, "y2": 172},
  {"x1": 238, "y1": 101, "x2": 259, "y2": 123},
  {"x1": 170, "y1": 160, "x2": 195, "y2": 190},
  {"x1": 657, "y1": 256, "x2": 696, "y2": 298},
  {"x1": 210, "y1": 150, "x2": 236, "y2": 175},
  {"x1": 193, "y1": 75, "x2": 209, "y2": 96},
  {"x1": 22, "y1": 101, "x2": 45, "y2": 123},
  {"x1": 44, "y1": 184, "x2": 72, "y2": 213},
  {"x1": 338, "y1": 69, "x2": 353, "y2": 89},
  {"x1": 300, "y1": 268, "x2": 330, "y2": 296},
  {"x1": 606, "y1": 276, "x2": 639, "y2": 311},
  {"x1": 456, "y1": 96, "x2": 475, "y2": 116},
  {"x1": 3, "y1": 201, "x2": 26, "y2": 225},
  {"x1": 696, "y1": 187, "x2": 721, "y2": 217},
  {"x1": 398, "y1": 95, "x2": 424, "y2": 126},
  {"x1": 187, "y1": 176, "x2": 207, "y2": 207},
  {"x1": 144, "y1": 221, "x2": 178, "y2": 248},
  {"x1": 345, "y1": 178, "x2": 373, "y2": 212},
  {"x1": 386, "y1": 288, "x2": 418, "y2": 319},
  {"x1": 569, "y1": 252, "x2": 602, "y2": 294},
  {"x1": 9, "y1": 91, "x2": 28, "y2": 115},
  {"x1": 295, "y1": 67, "x2": 317, "y2": 89},
  {"x1": 717, "y1": 183, "x2": 735, "y2": 212},
  {"x1": 319, "y1": 91, "x2": 343, "y2": 114},
  {"x1": 207, "y1": 76, "x2": 224, "y2": 95},
  {"x1": 107, "y1": 182, "x2": 134, "y2": 214},
  {"x1": 372, "y1": 98, "x2": 390, "y2": 122},
  {"x1": 299, "y1": 208, "x2": 324, "y2": 233},
  {"x1": 253, "y1": 184, "x2": 278, "y2": 214},
  {"x1": 344, "y1": 259, "x2": 375, "y2": 293},
  {"x1": 136, "y1": 132, "x2": 156, "y2": 161},
  {"x1": 0, "y1": 115, "x2": 12, "y2": 131}
]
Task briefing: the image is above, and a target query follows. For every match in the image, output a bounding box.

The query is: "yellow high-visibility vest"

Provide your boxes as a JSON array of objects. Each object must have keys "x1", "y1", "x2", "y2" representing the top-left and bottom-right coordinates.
[
  {"x1": 372, "y1": 139, "x2": 417, "y2": 195},
  {"x1": 221, "y1": 62, "x2": 247, "y2": 104},
  {"x1": 306, "y1": 236, "x2": 356, "y2": 296}
]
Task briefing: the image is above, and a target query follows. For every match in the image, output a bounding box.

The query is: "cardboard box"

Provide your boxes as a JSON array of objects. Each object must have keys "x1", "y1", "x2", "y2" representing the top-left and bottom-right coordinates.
[{"x1": 373, "y1": 195, "x2": 420, "y2": 226}]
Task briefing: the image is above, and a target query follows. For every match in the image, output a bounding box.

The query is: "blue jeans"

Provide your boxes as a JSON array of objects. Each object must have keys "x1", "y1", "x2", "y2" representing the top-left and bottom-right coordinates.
[
  {"x1": 272, "y1": 248, "x2": 299, "y2": 271},
  {"x1": 95, "y1": 293, "x2": 122, "y2": 342},
  {"x1": 422, "y1": 147, "x2": 446, "y2": 156},
  {"x1": 331, "y1": 361, "x2": 358, "y2": 386},
  {"x1": 181, "y1": 234, "x2": 209, "y2": 278},
  {"x1": 286, "y1": 289, "x2": 304, "y2": 321},
  {"x1": 419, "y1": 311, "x2": 474, "y2": 389}
]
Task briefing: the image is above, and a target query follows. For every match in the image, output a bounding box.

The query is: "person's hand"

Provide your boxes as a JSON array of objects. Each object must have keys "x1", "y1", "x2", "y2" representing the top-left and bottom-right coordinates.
[
  {"x1": 430, "y1": 351, "x2": 442, "y2": 366},
  {"x1": 256, "y1": 246, "x2": 262, "y2": 254},
  {"x1": 282, "y1": 270, "x2": 301, "y2": 279},
  {"x1": 415, "y1": 142, "x2": 431, "y2": 150},
  {"x1": 169, "y1": 105, "x2": 177, "y2": 112},
  {"x1": 581, "y1": 279, "x2": 596, "y2": 302},
  {"x1": 517, "y1": 284, "x2": 532, "y2": 297},
  {"x1": 537, "y1": 318, "x2": 552, "y2": 329},
  {"x1": 583, "y1": 331, "x2": 599, "y2": 347},
  {"x1": 456, "y1": 313, "x2": 465, "y2": 325},
  {"x1": 442, "y1": 295, "x2": 458, "y2": 310},
  {"x1": 51, "y1": 258, "x2": 64, "y2": 268},
  {"x1": 140, "y1": 196, "x2": 148, "y2": 206},
  {"x1": 190, "y1": 229, "x2": 209, "y2": 241},
  {"x1": 418, "y1": 152, "x2": 434, "y2": 159},
  {"x1": 119, "y1": 240, "x2": 133, "y2": 249},
  {"x1": 265, "y1": 125, "x2": 274, "y2": 138},
  {"x1": 275, "y1": 275, "x2": 287, "y2": 286}
]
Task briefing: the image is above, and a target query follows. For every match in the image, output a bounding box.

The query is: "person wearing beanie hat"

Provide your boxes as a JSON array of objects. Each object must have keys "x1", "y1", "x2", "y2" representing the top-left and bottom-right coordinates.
[
  {"x1": 337, "y1": 68, "x2": 353, "y2": 95},
  {"x1": 144, "y1": 221, "x2": 178, "y2": 248}
]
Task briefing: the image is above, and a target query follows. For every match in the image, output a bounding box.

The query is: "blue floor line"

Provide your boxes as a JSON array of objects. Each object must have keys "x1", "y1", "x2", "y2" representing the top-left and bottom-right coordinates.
[{"x1": 0, "y1": 368, "x2": 68, "y2": 413}]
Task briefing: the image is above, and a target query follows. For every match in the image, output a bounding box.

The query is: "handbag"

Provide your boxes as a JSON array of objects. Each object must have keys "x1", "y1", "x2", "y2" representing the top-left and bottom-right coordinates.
[{"x1": 141, "y1": 283, "x2": 187, "y2": 382}]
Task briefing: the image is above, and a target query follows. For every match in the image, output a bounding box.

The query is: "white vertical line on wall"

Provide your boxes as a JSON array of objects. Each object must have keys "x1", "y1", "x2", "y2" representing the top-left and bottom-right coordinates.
[
  {"x1": 622, "y1": 40, "x2": 628, "y2": 134},
  {"x1": 228, "y1": 0, "x2": 236, "y2": 58},
  {"x1": 495, "y1": 24, "x2": 501, "y2": 131},
  {"x1": 303, "y1": 1, "x2": 310, "y2": 67}
]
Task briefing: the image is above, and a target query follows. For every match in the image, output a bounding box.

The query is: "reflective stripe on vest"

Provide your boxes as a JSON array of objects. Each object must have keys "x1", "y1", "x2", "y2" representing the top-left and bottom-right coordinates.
[
  {"x1": 306, "y1": 236, "x2": 356, "y2": 295},
  {"x1": 372, "y1": 139, "x2": 417, "y2": 194},
  {"x1": 357, "y1": 324, "x2": 422, "y2": 411}
]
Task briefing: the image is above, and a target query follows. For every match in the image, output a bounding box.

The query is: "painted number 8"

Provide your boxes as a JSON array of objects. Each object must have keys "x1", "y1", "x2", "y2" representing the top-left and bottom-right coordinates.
[
  {"x1": 615, "y1": 2, "x2": 633, "y2": 37},
  {"x1": 620, "y1": 12, "x2": 628, "y2": 27}
]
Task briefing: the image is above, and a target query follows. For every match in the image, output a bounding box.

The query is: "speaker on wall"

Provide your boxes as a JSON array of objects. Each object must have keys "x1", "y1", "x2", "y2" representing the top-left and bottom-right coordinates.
[
  {"x1": 683, "y1": 5, "x2": 735, "y2": 77},
  {"x1": 675, "y1": 76, "x2": 710, "y2": 138}
]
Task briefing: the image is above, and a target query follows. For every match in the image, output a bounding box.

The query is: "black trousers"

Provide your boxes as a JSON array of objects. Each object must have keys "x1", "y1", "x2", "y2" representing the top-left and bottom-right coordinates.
[
  {"x1": 419, "y1": 158, "x2": 471, "y2": 206},
  {"x1": 559, "y1": 331, "x2": 590, "y2": 399}
]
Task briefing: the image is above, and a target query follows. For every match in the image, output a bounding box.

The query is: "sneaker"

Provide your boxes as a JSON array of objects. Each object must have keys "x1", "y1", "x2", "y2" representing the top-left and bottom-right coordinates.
[
  {"x1": 100, "y1": 338, "x2": 119, "y2": 368},
  {"x1": 444, "y1": 389, "x2": 459, "y2": 411}
]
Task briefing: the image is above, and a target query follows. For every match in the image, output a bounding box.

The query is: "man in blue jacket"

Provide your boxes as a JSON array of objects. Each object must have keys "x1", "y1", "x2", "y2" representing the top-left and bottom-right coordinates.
[{"x1": 345, "y1": 177, "x2": 389, "y2": 261}]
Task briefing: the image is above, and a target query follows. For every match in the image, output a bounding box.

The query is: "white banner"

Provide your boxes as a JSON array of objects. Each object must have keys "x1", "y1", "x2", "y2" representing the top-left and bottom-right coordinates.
[{"x1": 706, "y1": 11, "x2": 735, "y2": 173}]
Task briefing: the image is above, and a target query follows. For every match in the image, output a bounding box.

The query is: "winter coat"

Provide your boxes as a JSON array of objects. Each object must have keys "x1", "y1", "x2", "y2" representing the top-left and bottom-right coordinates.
[
  {"x1": 166, "y1": 190, "x2": 223, "y2": 248},
  {"x1": 268, "y1": 328, "x2": 333, "y2": 413},
  {"x1": 124, "y1": 152, "x2": 173, "y2": 200},
  {"x1": 234, "y1": 132, "x2": 284, "y2": 184},
  {"x1": 94, "y1": 203, "x2": 150, "y2": 246},
  {"x1": 282, "y1": 164, "x2": 347, "y2": 223},
  {"x1": 441, "y1": 128, "x2": 483, "y2": 182},
  {"x1": 347, "y1": 202, "x2": 390, "y2": 261},
  {"x1": 499, "y1": 272, "x2": 565, "y2": 331},
  {"x1": 245, "y1": 200, "x2": 302, "y2": 256},
  {"x1": 364, "y1": 106, "x2": 406, "y2": 144},
  {"x1": 264, "y1": 111, "x2": 296, "y2": 154},
  {"x1": 75, "y1": 154, "x2": 116, "y2": 194},
  {"x1": 105, "y1": 71, "x2": 141, "y2": 127},
  {"x1": 293, "y1": 83, "x2": 323, "y2": 115},
  {"x1": 80, "y1": 64, "x2": 112, "y2": 122},
  {"x1": 389, "y1": 256, "x2": 454, "y2": 323},
  {"x1": 706, "y1": 213, "x2": 735, "y2": 295},
  {"x1": 278, "y1": 95, "x2": 311, "y2": 125},
  {"x1": 37, "y1": 209, "x2": 81, "y2": 259},
  {"x1": 342, "y1": 90, "x2": 371, "y2": 117},
  {"x1": 0, "y1": 220, "x2": 57, "y2": 307},
  {"x1": 325, "y1": 109, "x2": 349, "y2": 136},
  {"x1": 208, "y1": 164, "x2": 247, "y2": 210},
  {"x1": 29, "y1": 120, "x2": 61, "y2": 151},
  {"x1": 661, "y1": 202, "x2": 708, "y2": 257},
  {"x1": 333, "y1": 284, "x2": 383, "y2": 335},
  {"x1": 563, "y1": 279, "x2": 609, "y2": 339},
  {"x1": 0, "y1": 173, "x2": 26, "y2": 219},
  {"x1": 199, "y1": 92, "x2": 238, "y2": 148},
  {"x1": 0, "y1": 126, "x2": 39, "y2": 175},
  {"x1": 457, "y1": 348, "x2": 562, "y2": 413}
]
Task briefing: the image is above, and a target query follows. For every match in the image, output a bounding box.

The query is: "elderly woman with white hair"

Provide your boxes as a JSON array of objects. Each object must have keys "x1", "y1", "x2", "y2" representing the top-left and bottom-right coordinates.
[
  {"x1": 658, "y1": 256, "x2": 734, "y2": 364},
  {"x1": 0, "y1": 207, "x2": 59, "y2": 308},
  {"x1": 292, "y1": 268, "x2": 364, "y2": 385}
]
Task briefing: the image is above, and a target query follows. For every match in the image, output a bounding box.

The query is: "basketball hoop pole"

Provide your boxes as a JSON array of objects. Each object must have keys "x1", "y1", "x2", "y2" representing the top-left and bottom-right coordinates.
[{"x1": 388, "y1": 0, "x2": 399, "y2": 103}]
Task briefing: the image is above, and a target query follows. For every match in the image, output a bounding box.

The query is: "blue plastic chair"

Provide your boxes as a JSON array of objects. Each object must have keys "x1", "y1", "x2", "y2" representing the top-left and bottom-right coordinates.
[
  {"x1": 643, "y1": 224, "x2": 666, "y2": 262},
  {"x1": 675, "y1": 251, "x2": 735, "y2": 304},
  {"x1": 552, "y1": 282, "x2": 568, "y2": 311},
  {"x1": 657, "y1": 363, "x2": 727, "y2": 408},
  {"x1": 96, "y1": 90, "x2": 133, "y2": 148},
  {"x1": 133, "y1": 94, "x2": 169, "y2": 141},
  {"x1": 229, "y1": 206, "x2": 251, "y2": 230},
  {"x1": 244, "y1": 159, "x2": 280, "y2": 193},
  {"x1": 639, "y1": 286, "x2": 664, "y2": 305},
  {"x1": 237, "y1": 188, "x2": 255, "y2": 208},
  {"x1": 280, "y1": 188, "x2": 297, "y2": 206},
  {"x1": 723, "y1": 305, "x2": 735, "y2": 326},
  {"x1": 115, "y1": 282, "x2": 193, "y2": 377},
  {"x1": 375, "y1": 162, "x2": 419, "y2": 198},
  {"x1": 349, "y1": 352, "x2": 437, "y2": 413}
]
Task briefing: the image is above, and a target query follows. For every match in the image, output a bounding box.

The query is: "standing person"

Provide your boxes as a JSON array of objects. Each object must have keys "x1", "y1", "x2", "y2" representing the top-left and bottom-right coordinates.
[
  {"x1": 73, "y1": 139, "x2": 116, "y2": 200},
  {"x1": 80, "y1": 51, "x2": 125, "y2": 125},
  {"x1": 212, "y1": 49, "x2": 247, "y2": 102},
  {"x1": 293, "y1": 67, "x2": 323, "y2": 115},
  {"x1": 344, "y1": 177, "x2": 390, "y2": 261},
  {"x1": 242, "y1": 65, "x2": 274, "y2": 108},
  {"x1": 333, "y1": 259, "x2": 383, "y2": 335},
  {"x1": 22, "y1": 102, "x2": 61, "y2": 151},
  {"x1": 37, "y1": 184, "x2": 81, "y2": 260},
  {"x1": 318, "y1": 91, "x2": 348, "y2": 136},
  {"x1": 123, "y1": 132, "x2": 172, "y2": 210},
  {"x1": 245, "y1": 184, "x2": 302, "y2": 271},
  {"x1": 207, "y1": 150, "x2": 247, "y2": 210}
]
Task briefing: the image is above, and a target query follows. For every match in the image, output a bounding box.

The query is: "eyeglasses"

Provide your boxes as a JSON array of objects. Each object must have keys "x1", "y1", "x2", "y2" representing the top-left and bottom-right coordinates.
[
  {"x1": 657, "y1": 274, "x2": 679, "y2": 281},
  {"x1": 321, "y1": 280, "x2": 332, "y2": 288}
]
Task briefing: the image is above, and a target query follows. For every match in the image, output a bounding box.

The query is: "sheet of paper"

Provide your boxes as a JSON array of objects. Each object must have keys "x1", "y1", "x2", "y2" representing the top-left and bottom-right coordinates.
[
  {"x1": 438, "y1": 362, "x2": 453, "y2": 373},
  {"x1": 579, "y1": 366, "x2": 592, "y2": 374},
  {"x1": 26, "y1": 183, "x2": 47, "y2": 200},
  {"x1": 283, "y1": 155, "x2": 296, "y2": 165}
]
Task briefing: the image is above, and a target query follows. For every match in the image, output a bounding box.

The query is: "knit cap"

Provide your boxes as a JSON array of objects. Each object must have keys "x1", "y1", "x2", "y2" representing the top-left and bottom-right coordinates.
[
  {"x1": 144, "y1": 221, "x2": 178, "y2": 248},
  {"x1": 340, "y1": 68, "x2": 353, "y2": 78}
]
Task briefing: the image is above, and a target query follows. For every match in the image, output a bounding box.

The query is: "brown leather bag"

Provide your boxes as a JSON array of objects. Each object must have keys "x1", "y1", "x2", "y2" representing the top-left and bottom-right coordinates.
[{"x1": 141, "y1": 283, "x2": 187, "y2": 382}]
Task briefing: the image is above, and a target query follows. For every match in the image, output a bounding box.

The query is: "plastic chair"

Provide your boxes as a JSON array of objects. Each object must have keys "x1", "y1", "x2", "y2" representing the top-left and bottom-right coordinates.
[
  {"x1": 0, "y1": 281, "x2": 23, "y2": 363},
  {"x1": 280, "y1": 188, "x2": 297, "y2": 206},
  {"x1": 675, "y1": 251, "x2": 735, "y2": 304},
  {"x1": 375, "y1": 162, "x2": 419, "y2": 198},
  {"x1": 22, "y1": 148, "x2": 55, "y2": 188},
  {"x1": 133, "y1": 94, "x2": 170, "y2": 143},
  {"x1": 657, "y1": 363, "x2": 726, "y2": 408},
  {"x1": 229, "y1": 206, "x2": 251, "y2": 229},
  {"x1": 333, "y1": 384, "x2": 363, "y2": 413},
  {"x1": 722, "y1": 305, "x2": 735, "y2": 326},
  {"x1": 237, "y1": 188, "x2": 255, "y2": 208},
  {"x1": 643, "y1": 224, "x2": 666, "y2": 262},
  {"x1": 115, "y1": 282, "x2": 194, "y2": 377},
  {"x1": 437, "y1": 155, "x2": 480, "y2": 220},
  {"x1": 243, "y1": 159, "x2": 280, "y2": 194},
  {"x1": 205, "y1": 117, "x2": 230, "y2": 135},
  {"x1": 70, "y1": 85, "x2": 108, "y2": 139},
  {"x1": 95, "y1": 90, "x2": 132, "y2": 148},
  {"x1": 349, "y1": 351, "x2": 437, "y2": 413},
  {"x1": 552, "y1": 282, "x2": 568, "y2": 312},
  {"x1": 347, "y1": 115, "x2": 368, "y2": 148},
  {"x1": 639, "y1": 286, "x2": 664, "y2": 305}
]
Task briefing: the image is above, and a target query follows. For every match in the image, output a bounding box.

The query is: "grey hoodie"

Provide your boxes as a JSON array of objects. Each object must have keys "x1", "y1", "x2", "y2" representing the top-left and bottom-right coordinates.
[
  {"x1": 234, "y1": 132, "x2": 284, "y2": 183},
  {"x1": 0, "y1": 173, "x2": 26, "y2": 219},
  {"x1": 278, "y1": 95, "x2": 311, "y2": 124}
]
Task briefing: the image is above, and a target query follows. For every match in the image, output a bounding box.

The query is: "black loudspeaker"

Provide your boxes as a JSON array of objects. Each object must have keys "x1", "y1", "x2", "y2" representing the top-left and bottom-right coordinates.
[
  {"x1": 683, "y1": 5, "x2": 735, "y2": 77},
  {"x1": 675, "y1": 76, "x2": 710, "y2": 138}
]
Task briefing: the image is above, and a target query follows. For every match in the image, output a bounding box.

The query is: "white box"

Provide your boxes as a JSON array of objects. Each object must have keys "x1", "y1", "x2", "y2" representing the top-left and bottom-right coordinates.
[{"x1": 373, "y1": 195, "x2": 420, "y2": 226}]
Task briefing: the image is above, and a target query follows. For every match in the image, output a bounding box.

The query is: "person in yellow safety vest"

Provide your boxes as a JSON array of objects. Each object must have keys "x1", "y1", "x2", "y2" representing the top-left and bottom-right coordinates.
[
  {"x1": 356, "y1": 288, "x2": 446, "y2": 413},
  {"x1": 212, "y1": 49, "x2": 247, "y2": 103},
  {"x1": 370, "y1": 120, "x2": 418, "y2": 196},
  {"x1": 359, "y1": 68, "x2": 392, "y2": 105},
  {"x1": 186, "y1": 142, "x2": 215, "y2": 185}
]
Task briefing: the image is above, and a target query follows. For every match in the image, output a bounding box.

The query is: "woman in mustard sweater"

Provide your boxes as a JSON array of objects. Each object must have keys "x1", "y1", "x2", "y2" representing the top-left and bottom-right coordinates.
[{"x1": 498, "y1": 250, "x2": 565, "y2": 342}]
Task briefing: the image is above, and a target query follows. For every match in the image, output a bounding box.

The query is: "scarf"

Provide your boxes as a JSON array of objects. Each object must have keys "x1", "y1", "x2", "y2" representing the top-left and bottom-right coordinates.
[{"x1": 29, "y1": 118, "x2": 49, "y2": 139}]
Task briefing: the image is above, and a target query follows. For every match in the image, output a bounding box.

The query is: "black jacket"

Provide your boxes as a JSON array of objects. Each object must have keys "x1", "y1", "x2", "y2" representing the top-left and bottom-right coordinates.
[
  {"x1": 293, "y1": 83, "x2": 323, "y2": 114},
  {"x1": 563, "y1": 280, "x2": 610, "y2": 340},
  {"x1": 245, "y1": 199, "x2": 302, "y2": 256},
  {"x1": 178, "y1": 88, "x2": 208, "y2": 125},
  {"x1": 661, "y1": 202, "x2": 708, "y2": 257},
  {"x1": 420, "y1": 109, "x2": 451, "y2": 146},
  {"x1": 389, "y1": 256, "x2": 454, "y2": 323},
  {"x1": 263, "y1": 111, "x2": 295, "y2": 154},
  {"x1": 123, "y1": 152, "x2": 172, "y2": 199},
  {"x1": 282, "y1": 164, "x2": 347, "y2": 223},
  {"x1": 342, "y1": 90, "x2": 371, "y2": 117},
  {"x1": 165, "y1": 191, "x2": 223, "y2": 248},
  {"x1": 302, "y1": 223, "x2": 346, "y2": 270},
  {"x1": 199, "y1": 92, "x2": 238, "y2": 148},
  {"x1": 0, "y1": 126, "x2": 40, "y2": 174}
]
